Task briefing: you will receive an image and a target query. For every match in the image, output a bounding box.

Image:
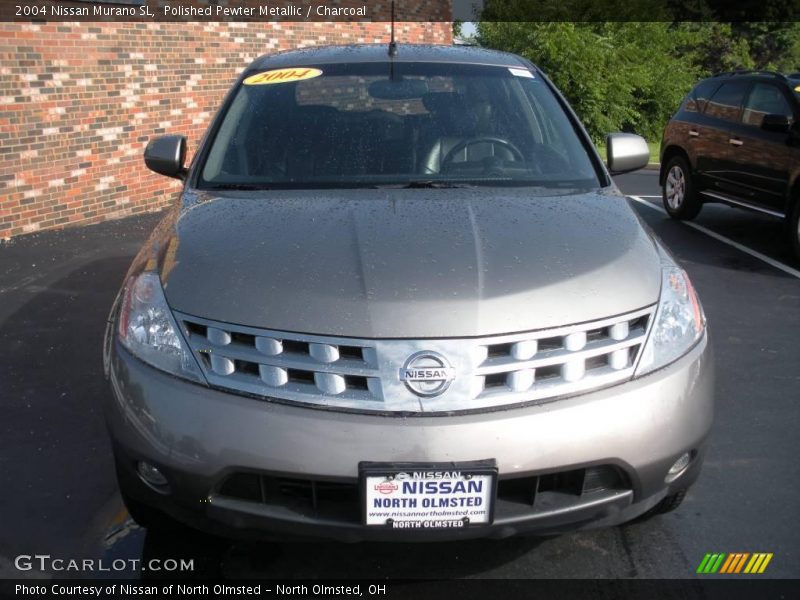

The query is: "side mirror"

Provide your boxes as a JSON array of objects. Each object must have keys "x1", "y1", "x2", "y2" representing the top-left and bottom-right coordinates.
[
  {"x1": 144, "y1": 135, "x2": 187, "y2": 179},
  {"x1": 606, "y1": 133, "x2": 650, "y2": 175},
  {"x1": 761, "y1": 114, "x2": 791, "y2": 133}
]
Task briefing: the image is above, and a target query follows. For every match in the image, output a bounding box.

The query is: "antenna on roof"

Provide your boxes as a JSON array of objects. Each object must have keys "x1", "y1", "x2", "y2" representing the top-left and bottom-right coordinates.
[{"x1": 388, "y1": 1, "x2": 398, "y2": 57}]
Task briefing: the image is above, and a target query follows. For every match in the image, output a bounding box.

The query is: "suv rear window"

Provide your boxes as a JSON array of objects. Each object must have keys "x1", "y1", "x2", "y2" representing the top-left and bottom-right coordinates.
[
  {"x1": 198, "y1": 62, "x2": 599, "y2": 190},
  {"x1": 705, "y1": 81, "x2": 748, "y2": 122}
]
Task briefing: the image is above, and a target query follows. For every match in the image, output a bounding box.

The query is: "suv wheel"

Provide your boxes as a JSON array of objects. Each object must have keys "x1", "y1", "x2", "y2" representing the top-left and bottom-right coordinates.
[{"x1": 662, "y1": 156, "x2": 702, "y2": 220}]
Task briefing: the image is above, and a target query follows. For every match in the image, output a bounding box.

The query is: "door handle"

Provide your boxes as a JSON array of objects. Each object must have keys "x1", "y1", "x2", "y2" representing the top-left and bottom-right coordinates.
[
  {"x1": 688, "y1": 130, "x2": 700, "y2": 137},
  {"x1": 728, "y1": 138, "x2": 743, "y2": 146}
]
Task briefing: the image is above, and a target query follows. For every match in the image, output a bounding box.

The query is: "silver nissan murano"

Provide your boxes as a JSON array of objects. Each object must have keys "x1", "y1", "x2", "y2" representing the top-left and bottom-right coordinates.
[{"x1": 102, "y1": 44, "x2": 713, "y2": 541}]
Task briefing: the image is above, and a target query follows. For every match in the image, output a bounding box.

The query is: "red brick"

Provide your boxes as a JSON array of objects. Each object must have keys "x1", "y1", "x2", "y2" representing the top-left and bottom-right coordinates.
[{"x1": 2, "y1": 21, "x2": 453, "y2": 237}]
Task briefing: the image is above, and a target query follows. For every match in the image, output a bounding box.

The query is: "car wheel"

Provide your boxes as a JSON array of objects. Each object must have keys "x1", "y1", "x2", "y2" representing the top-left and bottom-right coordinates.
[
  {"x1": 789, "y1": 198, "x2": 800, "y2": 262},
  {"x1": 651, "y1": 489, "x2": 687, "y2": 514},
  {"x1": 662, "y1": 156, "x2": 702, "y2": 220},
  {"x1": 631, "y1": 490, "x2": 688, "y2": 525},
  {"x1": 114, "y1": 456, "x2": 180, "y2": 531},
  {"x1": 119, "y1": 488, "x2": 180, "y2": 531}
]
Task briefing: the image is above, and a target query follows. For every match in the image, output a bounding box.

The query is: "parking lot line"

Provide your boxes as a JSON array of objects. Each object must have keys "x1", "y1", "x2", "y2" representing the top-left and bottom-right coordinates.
[{"x1": 627, "y1": 195, "x2": 800, "y2": 280}]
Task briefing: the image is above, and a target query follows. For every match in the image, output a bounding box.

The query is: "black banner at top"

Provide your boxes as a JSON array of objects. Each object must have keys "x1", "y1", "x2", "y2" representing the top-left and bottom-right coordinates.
[
  {"x1": 477, "y1": 0, "x2": 800, "y2": 22},
  {"x1": 2, "y1": 0, "x2": 799, "y2": 23}
]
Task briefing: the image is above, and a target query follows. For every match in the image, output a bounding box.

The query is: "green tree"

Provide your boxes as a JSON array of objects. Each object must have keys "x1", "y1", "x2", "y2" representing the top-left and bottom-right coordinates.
[
  {"x1": 675, "y1": 23, "x2": 754, "y2": 74},
  {"x1": 477, "y1": 22, "x2": 700, "y2": 141},
  {"x1": 732, "y1": 22, "x2": 800, "y2": 71},
  {"x1": 477, "y1": 0, "x2": 800, "y2": 143}
]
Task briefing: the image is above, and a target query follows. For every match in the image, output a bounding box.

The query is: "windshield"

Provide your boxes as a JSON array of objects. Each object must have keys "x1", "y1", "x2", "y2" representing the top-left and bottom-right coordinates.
[{"x1": 198, "y1": 62, "x2": 599, "y2": 190}]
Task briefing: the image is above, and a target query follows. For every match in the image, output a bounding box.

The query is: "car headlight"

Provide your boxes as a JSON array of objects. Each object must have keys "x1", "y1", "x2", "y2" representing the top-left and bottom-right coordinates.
[
  {"x1": 636, "y1": 266, "x2": 706, "y2": 376},
  {"x1": 117, "y1": 271, "x2": 205, "y2": 383}
]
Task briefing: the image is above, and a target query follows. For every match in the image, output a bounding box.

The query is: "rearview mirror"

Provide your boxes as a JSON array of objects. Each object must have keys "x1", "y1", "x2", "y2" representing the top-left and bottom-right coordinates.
[
  {"x1": 368, "y1": 79, "x2": 429, "y2": 100},
  {"x1": 144, "y1": 135, "x2": 187, "y2": 179},
  {"x1": 606, "y1": 133, "x2": 650, "y2": 175},
  {"x1": 761, "y1": 114, "x2": 791, "y2": 133}
]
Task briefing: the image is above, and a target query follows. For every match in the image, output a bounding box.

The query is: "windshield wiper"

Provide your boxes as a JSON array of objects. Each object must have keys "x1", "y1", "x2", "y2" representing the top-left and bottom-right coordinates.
[
  {"x1": 205, "y1": 181, "x2": 480, "y2": 191},
  {"x1": 204, "y1": 183, "x2": 271, "y2": 191},
  {"x1": 376, "y1": 180, "x2": 477, "y2": 189}
]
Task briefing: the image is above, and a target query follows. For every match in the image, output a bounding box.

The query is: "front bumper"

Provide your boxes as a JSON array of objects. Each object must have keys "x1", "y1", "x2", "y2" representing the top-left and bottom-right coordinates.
[{"x1": 104, "y1": 334, "x2": 713, "y2": 541}]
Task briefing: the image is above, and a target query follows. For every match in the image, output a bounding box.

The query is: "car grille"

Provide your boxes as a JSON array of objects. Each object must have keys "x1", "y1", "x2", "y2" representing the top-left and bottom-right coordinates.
[
  {"x1": 215, "y1": 465, "x2": 630, "y2": 525},
  {"x1": 175, "y1": 306, "x2": 654, "y2": 413}
]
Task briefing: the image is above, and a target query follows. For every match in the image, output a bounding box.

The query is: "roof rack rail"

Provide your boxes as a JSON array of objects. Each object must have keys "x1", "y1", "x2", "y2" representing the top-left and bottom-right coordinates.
[{"x1": 713, "y1": 70, "x2": 787, "y2": 80}]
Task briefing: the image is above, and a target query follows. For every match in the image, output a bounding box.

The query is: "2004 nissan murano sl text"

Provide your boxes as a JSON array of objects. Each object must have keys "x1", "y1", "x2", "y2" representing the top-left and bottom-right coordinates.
[{"x1": 103, "y1": 45, "x2": 714, "y2": 541}]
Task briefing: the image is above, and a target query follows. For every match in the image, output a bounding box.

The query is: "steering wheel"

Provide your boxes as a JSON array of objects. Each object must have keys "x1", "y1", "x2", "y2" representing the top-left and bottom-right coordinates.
[{"x1": 440, "y1": 137, "x2": 525, "y2": 173}]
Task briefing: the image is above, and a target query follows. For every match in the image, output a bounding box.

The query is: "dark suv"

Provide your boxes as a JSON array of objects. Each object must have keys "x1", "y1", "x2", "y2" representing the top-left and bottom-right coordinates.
[{"x1": 660, "y1": 71, "x2": 800, "y2": 259}]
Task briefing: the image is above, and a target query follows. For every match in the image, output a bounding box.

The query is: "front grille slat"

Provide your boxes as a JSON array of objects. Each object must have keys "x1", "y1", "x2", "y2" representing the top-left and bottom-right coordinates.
[
  {"x1": 479, "y1": 365, "x2": 640, "y2": 400},
  {"x1": 189, "y1": 339, "x2": 377, "y2": 377},
  {"x1": 476, "y1": 334, "x2": 646, "y2": 375},
  {"x1": 175, "y1": 306, "x2": 654, "y2": 413}
]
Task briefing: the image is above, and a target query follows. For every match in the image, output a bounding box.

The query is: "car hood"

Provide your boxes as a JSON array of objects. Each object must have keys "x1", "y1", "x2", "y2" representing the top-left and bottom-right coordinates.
[{"x1": 158, "y1": 188, "x2": 661, "y2": 338}]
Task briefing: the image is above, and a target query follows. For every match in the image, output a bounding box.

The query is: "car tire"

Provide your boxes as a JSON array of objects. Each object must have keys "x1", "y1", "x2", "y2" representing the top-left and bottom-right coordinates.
[
  {"x1": 632, "y1": 490, "x2": 688, "y2": 525},
  {"x1": 114, "y1": 456, "x2": 180, "y2": 531},
  {"x1": 651, "y1": 489, "x2": 687, "y2": 514},
  {"x1": 662, "y1": 156, "x2": 702, "y2": 220},
  {"x1": 119, "y1": 488, "x2": 180, "y2": 531},
  {"x1": 789, "y1": 198, "x2": 800, "y2": 263}
]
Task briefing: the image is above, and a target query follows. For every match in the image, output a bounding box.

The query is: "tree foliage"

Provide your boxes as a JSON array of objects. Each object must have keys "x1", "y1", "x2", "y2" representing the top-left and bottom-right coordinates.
[{"x1": 476, "y1": 20, "x2": 800, "y2": 142}]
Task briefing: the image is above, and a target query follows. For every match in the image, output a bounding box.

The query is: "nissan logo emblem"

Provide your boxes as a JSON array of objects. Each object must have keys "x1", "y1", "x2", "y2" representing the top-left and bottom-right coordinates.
[{"x1": 399, "y1": 351, "x2": 456, "y2": 397}]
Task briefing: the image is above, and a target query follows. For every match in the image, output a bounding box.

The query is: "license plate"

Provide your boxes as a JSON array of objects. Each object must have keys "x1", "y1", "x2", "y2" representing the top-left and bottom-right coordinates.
[{"x1": 360, "y1": 460, "x2": 497, "y2": 529}]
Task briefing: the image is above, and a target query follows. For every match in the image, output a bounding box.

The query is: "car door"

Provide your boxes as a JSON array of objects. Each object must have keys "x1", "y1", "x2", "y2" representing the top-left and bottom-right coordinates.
[
  {"x1": 671, "y1": 79, "x2": 720, "y2": 180},
  {"x1": 696, "y1": 80, "x2": 751, "y2": 194},
  {"x1": 725, "y1": 81, "x2": 798, "y2": 215}
]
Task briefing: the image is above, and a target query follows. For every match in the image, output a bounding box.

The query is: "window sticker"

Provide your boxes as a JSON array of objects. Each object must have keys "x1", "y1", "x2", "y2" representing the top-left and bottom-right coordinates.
[
  {"x1": 508, "y1": 68, "x2": 534, "y2": 79},
  {"x1": 243, "y1": 67, "x2": 323, "y2": 86}
]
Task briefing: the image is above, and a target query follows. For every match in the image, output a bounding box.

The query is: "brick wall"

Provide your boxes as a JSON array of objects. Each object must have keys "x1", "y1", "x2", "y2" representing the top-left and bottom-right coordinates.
[{"x1": 0, "y1": 21, "x2": 453, "y2": 238}]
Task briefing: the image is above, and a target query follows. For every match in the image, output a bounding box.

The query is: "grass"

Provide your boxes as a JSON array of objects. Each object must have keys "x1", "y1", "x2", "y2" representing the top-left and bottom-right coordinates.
[{"x1": 595, "y1": 140, "x2": 661, "y2": 165}]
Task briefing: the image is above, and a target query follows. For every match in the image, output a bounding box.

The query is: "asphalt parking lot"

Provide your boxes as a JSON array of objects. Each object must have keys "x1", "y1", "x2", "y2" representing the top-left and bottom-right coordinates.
[{"x1": 1, "y1": 169, "x2": 798, "y2": 580}]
